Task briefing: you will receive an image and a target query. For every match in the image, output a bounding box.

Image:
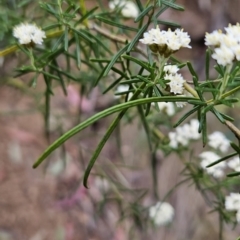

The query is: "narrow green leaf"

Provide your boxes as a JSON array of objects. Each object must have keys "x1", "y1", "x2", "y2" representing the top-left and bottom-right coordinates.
[
  {"x1": 206, "y1": 152, "x2": 238, "y2": 168},
  {"x1": 135, "y1": 0, "x2": 144, "y2": 11},
  {"x1": 205, "y1": 49, "x2": 210, "y2": 80},
  {"x1": 211, "y1": 107, "x2": 225, "y2": 123},
  {"x1": 103, "y1": 44, "x2": 130, "y2": 76},
  {"x1": 111, "y1": 67, "x2": 129, "y2": 79},
  {"x1": 218, "y1": 112, "x2": 234, "y2": 122},
  {"x1": 74, "y1": 32, "x2": 81, "y2": 69},
  {"x1": 33, "y1": 96, "x2": 195, "y2": 169},
  {"x1": 94, "y1": 64, "x2": 108, "y2": 86},
  {"x1": 72, "y1": 29, "x2": 94, "y2": 43},
  {"x1": 153, "y1": 85, "x2": 162, "y2": 96},
  {"x1": 145, "y1": 94, "x2": 152, "y2": 116},
  {"x1": 137, "y1": 105, "x2": 152, "y2": 150},
  {"x1": 103, "y1": 77, "x2": 123, "y2": 94},
  {"x1": 230, "y1": 142, "x2": 240, "y2": 154},
  {"x1": 174, "y1": 105, "x2": 201, "y2": 128},
  {"x1": 227, "y1": 172, "x2": 240, "y2": 177},
  {"x1": 82, "y1": 30, "x2": 112, "y2": 54},
  {"x1": 161, "y1": 0, "x2": 184, "y2": 11},
  {"x1": 51, "y1": 60, "x2": 67, "y2": 95},
  {"x1": 157, "y1": 20, "x2": 181, "y2": 27},
  {"x1": 64, "y1": 27, "x2": 69, "y2": 51},
  {"x1": 199, "y1": 111, "x2": 207, "y2": 146},
  {"x1": 120, "y1": 79, "x2": 144, "y2": 84},
  {"x1": 122, "y1": 55, "x2": 152, "y2": 72},
  {"x1": 75, "y1": 6, "x2": 98, "y2": 25},
  {"x1": 52, "y1": 34, "x2": 64, "y2": 52},
  {"x1": 157, "y1": 0, "x2": 162, "y2": 6},
  {"x1": 96, "y1": 16, "x2": 138, "y2": 32},
  {"x1": 127, "y1": 24, "x2": 148, "y2": 53},
  {"x1": 43, "y1": 23, "x2": 61, "y2": 31},
  {"x1": 154, "y1": 0, "x2": 177, "y2": 18},
  {"x1": 134, "y1": 5, "x2": 153, "y2": 22}
]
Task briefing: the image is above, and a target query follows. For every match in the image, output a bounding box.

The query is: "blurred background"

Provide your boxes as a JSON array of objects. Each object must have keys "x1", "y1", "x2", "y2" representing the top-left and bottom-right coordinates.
[{"x1": 1, "y1": 0, "x2": 240, "y2": 239}]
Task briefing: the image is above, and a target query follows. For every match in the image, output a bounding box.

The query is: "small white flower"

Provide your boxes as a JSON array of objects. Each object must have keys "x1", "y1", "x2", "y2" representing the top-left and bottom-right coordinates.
[
  {"x1": 205, "y1": 30, "x2": 223, "y2": 46},
  {"x1": 157, "y1": 102, "x2": 175, "y2": 116},
  {"x1": 13, "y1": 23, "x2": 46, "y2": 45},
  {"x1": 165, "y1": 73, "x2": 185, "y2": 95},
  {"x1": 168, "y1": 119, "x2": 200, "y2": 149},
  {"x1": 168, "y1": 132, "x2": 178, "y2": 148},
  {"x1": 208, "y1": 131, "x2": 230, "y2": 153},
  {"x1": 149, "y1": 202, "x2": 174, "y2": 226},
  {"x1": 225, "y1": 23, "x2": 240, "y2": 40},
  {"x1": 199, "y1": 151, "x2": 226, "y2": 178},
  {"x1": 187, "y1": 119, "x2": 201, "y2": 140},
  {"x1": 228, "y1": 156, "x2": 240, "y2": 172},
  {"x1": 225, "y1": 193, "x2": 240, "y2": 211},
  {"x1": 163, "y1": 65, "x2": 179, "y2": 74},
  {"x1": 175, "y1": 125, "x2": 189, "y2": 146},
  {"x1": 175, "y1": 101, "x2": 187, "y2": 108},
  {"x1": 212, "y1": 45, "x2": 235, "y2": 66},
  {"x1": 109, "y1": 0, "x2": 139, "y2": 18}
]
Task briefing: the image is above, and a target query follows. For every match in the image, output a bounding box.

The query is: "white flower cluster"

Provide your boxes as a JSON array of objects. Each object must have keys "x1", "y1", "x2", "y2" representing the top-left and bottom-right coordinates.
[
  {"x1": 139, "y1": 26, "x2": 191, "y2": 57},
  {"x1": 225, "y1": 193, "x2": 240, "y2": 222},
  {"x1": 168, "y1": 119, "x2": 201, "y2": 149},
  {"x1": 199, "y1": 151, "x2": 226, "y2": 178},
  {"x1": 149, "y1": 201, "x2": 174, "y2": 226},
  {"x1": 208, "y1": 131, "x2": 230, "y2": 153},
  {"x1": 163, "y1": 64, "x2": 185, "y2": 95},
  {"x1": 205, "y1": 23, "x2": 240, "y2": 66},
  {"x1": 228, "y1": 156, "x2": 240, "y2": 172},
  {"x1": 199, "y1": 131, "x2": 231, "y2": 178},
  {"x1": 13, "y1": 23, "x2": 46, "y2": 45},
  {"x1": 109, "y1": 0, "x2": 139, "y2": 18},
  {"x1": 157, "y1": 102, "x2": 175, "y2": 116}
]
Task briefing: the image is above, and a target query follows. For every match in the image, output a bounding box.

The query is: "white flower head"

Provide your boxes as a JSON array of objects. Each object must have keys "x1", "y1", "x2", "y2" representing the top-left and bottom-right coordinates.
[
  {"x1": 186, "y1": 119, "x2": 201, "y2": 140},
  {"x1": 228, "y1": 156, "x2": 240, "y2": 172},
  {"x1": 225, "y1": 192, "x2": 240, "y2": 211},
  {"x1": 199, "y1": 151, "x2": 226, "y2": 178},
  {"x1": 163, "y1": 64, "x2": 179, "y2": 75},
  {"x1": 168, "y1": 119, "x2": 200, "y2": 149},
  {"x1": 168, "y1": 131, "x2": 178, "y2": 149},
  {"x1": 165, "y1": 73, "x2": 185, "y2": 95},
  {"x1": 208, "y1": 131, "x2": 230, "y2": 153},
  {"x1": 149, "y1": 201, "x2": 174, "y2": 226},
  {"x1": 212, "y1": 45, "x2": 235, "y2": 66},
  {"x1": 175, "y1": 101, "x2": 187, "y2": 108},
  {"x1": 109, "y1": 0, "x2": 139, "y2": 18},
  {"x1": 205, "y1": 30, "x2": 223, "y2": 47},
  {"x1": 205, "y1": 23, "x2": 240, "y2": 66},
  {"x1": 13, "y1": 23, "x2": 46, "y2": 45},
  {"x1": 139, "y1": 26, "x2": 191, "y2": 56},
  {"x1": 157, "y1": 102, "x2": 175, "y2": 116},
  {"x1": 225, "y1": 23, "x2": 240, "y2": 40}
]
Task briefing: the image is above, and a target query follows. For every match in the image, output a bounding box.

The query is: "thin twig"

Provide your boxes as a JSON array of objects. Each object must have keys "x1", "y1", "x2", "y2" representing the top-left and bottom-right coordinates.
[{"x1": 89, "y1": 23, "x2": 148, "y2": 59}]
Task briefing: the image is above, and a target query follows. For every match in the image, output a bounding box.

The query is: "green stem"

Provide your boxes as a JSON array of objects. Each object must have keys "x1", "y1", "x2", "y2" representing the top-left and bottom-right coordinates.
[
  {"x1": 184, "y1": 82, "x2": 199, "y2": 98},
  {"x1": 217, "y1": 65, "x2": 231, "y2": 100}
]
